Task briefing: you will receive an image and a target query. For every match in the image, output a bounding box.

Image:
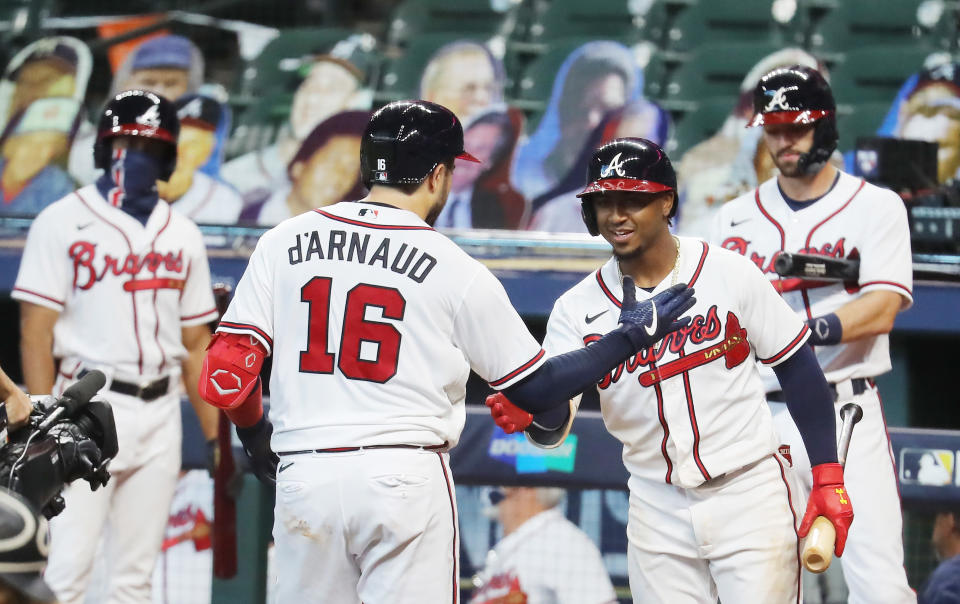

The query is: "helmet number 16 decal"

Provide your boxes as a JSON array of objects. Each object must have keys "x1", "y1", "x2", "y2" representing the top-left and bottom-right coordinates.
[{"x1": 298, "y1": 277, "x2": 406, "y2": 383}]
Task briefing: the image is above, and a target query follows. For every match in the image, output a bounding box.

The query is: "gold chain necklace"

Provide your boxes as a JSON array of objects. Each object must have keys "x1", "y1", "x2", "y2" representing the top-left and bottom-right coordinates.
[{"x1": 617, "y1": 236, "x2": 681, "y2": 291}]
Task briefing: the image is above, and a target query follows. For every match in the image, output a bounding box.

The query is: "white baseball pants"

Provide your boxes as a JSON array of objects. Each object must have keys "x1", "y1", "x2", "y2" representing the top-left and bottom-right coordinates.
[
  {"x1": 271, "y1": 447, "x2": 459, "y2": 604},
  {"x1": 626, "y1": 454, "x2": 803, "y2": 603}
]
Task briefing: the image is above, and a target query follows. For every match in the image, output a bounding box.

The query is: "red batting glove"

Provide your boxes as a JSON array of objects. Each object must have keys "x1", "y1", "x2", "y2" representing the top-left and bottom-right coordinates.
[
  {"x1": 485, "y1": 392, "x2": 533, "y2": 433},
  {"x1": 798, "y1": 462, "x2": 855, "y2": 556}
]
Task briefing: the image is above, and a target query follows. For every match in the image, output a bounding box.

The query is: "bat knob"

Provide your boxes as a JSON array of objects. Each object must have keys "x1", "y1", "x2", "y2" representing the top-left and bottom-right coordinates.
[
  {"x1": 773, "y1": 252, "x2": 792, "y2": 276},
  {"x1": 840, "y1": 402, "x2": 863, "y2": 424}
]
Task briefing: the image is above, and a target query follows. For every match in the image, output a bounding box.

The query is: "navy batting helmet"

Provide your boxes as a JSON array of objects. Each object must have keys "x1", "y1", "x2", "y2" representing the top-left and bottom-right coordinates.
[
  {"x1": 0, "y1": 488, "x2": 54, "y2": 603},
  {"x1": 94, "y1": 89, "x2": 180, "y2": 181},
  {"x1": 360, "y1": 100, "x2": 479, "y2": 189},
  {"x1": 577, "y1": 137, "x2": 677, "y2": 236},
  {"x1": 749, "y1": 65, "x2": 837, "y2": 174}
]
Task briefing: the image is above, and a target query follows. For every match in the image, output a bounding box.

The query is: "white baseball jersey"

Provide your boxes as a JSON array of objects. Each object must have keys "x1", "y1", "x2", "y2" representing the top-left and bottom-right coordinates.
[
  {"x1": 544, "y1": 237, "x2": 810, "y2": 488},
  {"x1": 167, "y1": 172, "x2": 243, "y2": 225},
  {"x1": 12, "y1": 184, "x2": 219, "y2": 380},
  {"x1": 710, "y1": 170, "x2": 913, "y2": 391},
  {"x1": 218, "y1": 200, "x2": 546, "y2": 452},
  {"x1": 470, "y1": 508, "x2": 617, "y2": 604}
]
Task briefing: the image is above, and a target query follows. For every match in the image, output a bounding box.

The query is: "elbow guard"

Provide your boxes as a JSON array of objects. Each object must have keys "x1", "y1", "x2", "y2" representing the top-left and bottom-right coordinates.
[{"x1": 199, "y1": 332, "x2": 267, "y2": 409}]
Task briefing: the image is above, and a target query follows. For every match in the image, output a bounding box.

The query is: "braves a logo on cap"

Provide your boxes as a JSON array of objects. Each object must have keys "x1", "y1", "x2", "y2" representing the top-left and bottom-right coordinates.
[
  {"x1": 764, "y1": 86, "x2": 799, "y2": 112},
  {"x1": 136, "y1": 104, "x2": 161, "y2": 128},
  {"x1": 178, "y1": 97, "x2": 203, "y2": 120},
  {"x1": 600, "y1": 152, "x2": 627, "y2": 178}
]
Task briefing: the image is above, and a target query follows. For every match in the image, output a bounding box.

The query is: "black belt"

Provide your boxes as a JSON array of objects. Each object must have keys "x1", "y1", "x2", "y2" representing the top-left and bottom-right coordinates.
[
  {"x1": 78, "y1": 369, "x2": 171, "y2": 402},
  {"x1": 767, "y1": 377, "x2": 872, "y2": 403},
  {"x1": 278, "y1": 442, "x2": 449, "y2": 457}
]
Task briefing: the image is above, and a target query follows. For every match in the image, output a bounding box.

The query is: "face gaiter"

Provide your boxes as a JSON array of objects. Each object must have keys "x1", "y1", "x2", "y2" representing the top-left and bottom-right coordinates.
[{"x1": 95, "y1": 147, "x2": 162, "y2": 226}]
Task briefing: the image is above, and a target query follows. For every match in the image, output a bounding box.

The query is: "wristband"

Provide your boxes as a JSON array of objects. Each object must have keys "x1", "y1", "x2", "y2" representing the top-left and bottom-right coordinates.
[{"x1": 807, "y1": 313, "x2": 842, "y2": 346}]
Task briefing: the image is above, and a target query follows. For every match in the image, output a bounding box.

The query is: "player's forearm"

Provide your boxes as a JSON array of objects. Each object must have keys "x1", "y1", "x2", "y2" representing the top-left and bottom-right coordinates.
[
  {"x1": 772, "y1": 346, "x2": 838, "y2": 466},
  {"x1": 831, "y1": 290, "x2": 902, "y2": 342},
  {"x1": 19, "y1": 307, "x2": 57, "y2": 395},
  {"x1": 503, "y1": 330, "x2": 634, "y2": 413},
  {"x1": 182, "y1": 327, "x2": 218, "y2": 440}
]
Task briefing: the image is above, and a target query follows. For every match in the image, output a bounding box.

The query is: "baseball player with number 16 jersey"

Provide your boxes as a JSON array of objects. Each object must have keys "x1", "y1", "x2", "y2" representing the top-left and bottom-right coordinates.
[
  {"x1": 200, "y1": 101, "x2": 696, "y2": 603},
  {"x1": 712, "y1": 65, "x2": 914, "y2": 603}
]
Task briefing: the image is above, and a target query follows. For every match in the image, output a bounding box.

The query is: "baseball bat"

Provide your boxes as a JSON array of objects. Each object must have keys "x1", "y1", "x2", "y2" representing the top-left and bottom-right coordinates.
[
  {"x1": 801, "y1": 402, "x2": 863, "y2": 573},
  {"x1": 774, "y1": 252, "x2": 860, "y2": 282},
  {"x1": 211, "y1": 284, "x2": 238, "y2": 578}
]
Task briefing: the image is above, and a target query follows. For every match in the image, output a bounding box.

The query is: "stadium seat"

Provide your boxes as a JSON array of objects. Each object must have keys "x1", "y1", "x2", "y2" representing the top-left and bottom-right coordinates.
[
  {"x1": 828, "y1": 45, "x2": 938, "y2": 105},
  {"x1": 386, "y1": 0, "x2": 513, "y2": 48},
  {"x1": 238, "y1": 27, "x2": 371, "y2": 98},
  {"x1": 836, "y1": 101, "x2": 891, "y2": 153},
  {"x1": 670, "y1": 96, "x2": 736, "y2": 156},
  {"x1": 807, "y1": 0, "x2": 952, "y2": 53},
  {"x1": 663, "y1": 0, "x2": 795, "y2": 52},
  {"x1": 523, "y1": 0, "x2": 644, "y2": 47},
  {"x1": 661, "y1": 41, "x2": 783, "y2": 108}
]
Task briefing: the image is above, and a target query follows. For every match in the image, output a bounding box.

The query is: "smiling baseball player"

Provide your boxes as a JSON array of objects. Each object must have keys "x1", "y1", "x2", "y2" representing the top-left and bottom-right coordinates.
[
  {"x1": 488, "y1": 137, "x2": 852, "y2": 603},
  {"x1": 711, "y1": 65, "x2": 915, "y2": 603},
  {"x1": 198, "y1": 102, "x2": 696, "y2": 604}
]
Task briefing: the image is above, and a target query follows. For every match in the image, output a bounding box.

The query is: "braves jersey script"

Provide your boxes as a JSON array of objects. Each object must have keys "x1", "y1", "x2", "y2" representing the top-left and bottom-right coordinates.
[
  {"x1": 543, "y1": 237, "x2": 810, "y2": 488},
  {"x1": 710, "y1": 170, "x2": 913, "y2": 391},
  {"x1": 470, "y1": 509, "x2": 616, "y2": 604},
  {"x1": 12, "y1": 184, "x2": 218, "y2": 379},
  {"x1": 218, "y1": 201, "x2": 545, "y2": 452}
]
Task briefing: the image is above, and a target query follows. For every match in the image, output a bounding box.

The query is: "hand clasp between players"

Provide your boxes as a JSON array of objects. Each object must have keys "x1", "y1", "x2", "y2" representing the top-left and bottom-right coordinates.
[{"x1": 617, "y1": 277, "x2": 696, "y2": 352}]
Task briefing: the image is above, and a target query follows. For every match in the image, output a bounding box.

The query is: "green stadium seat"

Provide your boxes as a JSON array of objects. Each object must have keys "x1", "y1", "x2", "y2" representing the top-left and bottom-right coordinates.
[
  {"x1": 238, "y1": 27, "x2": 371, "y2": 98},
  {"x1": 828, "y1": 45, "x2": 936, "y2": 105},
  {"x1": 663, "y1": 0, "x2": 795, "y2": 52},
  {"x1": 661, "y1": 41, "x2": 784, "y2": 107},
  {"x1": 386, "y1": 0, "x2": 513, "y2": 48},
  {"x1": 670, "y1": 96, "x2": 736, "y2": 156},
  {"x1": 807, "y1": 0, "x2": 952, "y2": 53},
  {"x1": 524, "y1": 0, "x2": 644, "y2": 47},
  {"x1": 836, "y1": 101, "x2": 891, "y2": 153}
]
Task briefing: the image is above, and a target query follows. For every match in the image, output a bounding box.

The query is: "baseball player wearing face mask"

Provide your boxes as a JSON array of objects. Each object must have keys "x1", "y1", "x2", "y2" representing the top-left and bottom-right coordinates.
[
  {"x1": 198, "y1": 101, "x2": 696, "y2": 604},
  {"x1": 13, "y1": 90, "x2": 219, "y2": 603},
  {"x1": 711, "y1": 65, "x2": 915, "y2": 603},
  {"x1": 488, "y1": 137, "x2": 852, "y2": 603}
]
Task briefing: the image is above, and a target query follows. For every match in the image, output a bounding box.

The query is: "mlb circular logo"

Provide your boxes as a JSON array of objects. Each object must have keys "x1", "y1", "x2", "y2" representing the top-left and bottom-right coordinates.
[{"x1": 856, "y1": 149, "x2": 879, "y2": 178}]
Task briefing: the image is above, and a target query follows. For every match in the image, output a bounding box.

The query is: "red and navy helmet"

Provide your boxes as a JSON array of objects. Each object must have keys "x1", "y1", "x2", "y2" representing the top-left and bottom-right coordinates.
[
  {"x1": 360, "y1": 100, "x2": 479, "y2": 189},
  {"x1": 94, "y1": 90, "x2": 179, "y2": 181},
  {"x1": 749, "y1": 65, "x2": 837, "y2": 173},
  {"x1": 577, "y1": 137, "x2": 677, "y2": 236}
]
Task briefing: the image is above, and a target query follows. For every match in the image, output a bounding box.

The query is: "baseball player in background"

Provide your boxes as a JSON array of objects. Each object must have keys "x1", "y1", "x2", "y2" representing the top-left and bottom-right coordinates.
[
  {"x1": 711, "y1": 65, "x2": 915, "y2": 603},
  {"x1": 488, "y1": 137, "x2": 853, "y2": 603},
  {"x1": 14, "y1": 90, "x2": 219, "y2": 604},
  {"x1": 198, "y1": 100, "x2": 696, "y2": 604},
  {"x1": 470, "y1": 487, "x2": 617, "y2": 604}
]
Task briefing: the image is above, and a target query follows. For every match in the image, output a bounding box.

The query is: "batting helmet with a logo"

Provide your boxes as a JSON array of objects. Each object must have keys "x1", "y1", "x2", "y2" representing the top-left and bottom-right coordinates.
[
  {"x1": 577, "y1": 137, "x2": 677, "y2": 236},
  {"x1": 749, "y1": 65, "x2": 837, "y2": 174}
]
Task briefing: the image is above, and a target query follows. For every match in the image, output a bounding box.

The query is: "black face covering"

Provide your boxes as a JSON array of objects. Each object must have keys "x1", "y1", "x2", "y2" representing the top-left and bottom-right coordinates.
[{"x1": 95, "y1": 148, "x2": 162, "y2": 226}]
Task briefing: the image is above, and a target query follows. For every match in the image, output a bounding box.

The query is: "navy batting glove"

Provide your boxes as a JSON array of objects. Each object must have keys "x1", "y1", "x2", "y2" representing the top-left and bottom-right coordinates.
[
  {"x1": 617, "y1": 278, "x2": 696, "y2": 351},
  {"x1": 236, "y1": 416, "x2": 279, "y2": 486}
]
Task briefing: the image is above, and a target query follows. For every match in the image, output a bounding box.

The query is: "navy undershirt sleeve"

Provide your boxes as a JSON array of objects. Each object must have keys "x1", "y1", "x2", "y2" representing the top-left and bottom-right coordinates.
[
  {"x1": 501, "y1": 329, "x2": 635, "y2": 414},
  {"x1": 772, "y1": 345, "x2": 838, "y2": 466}
]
